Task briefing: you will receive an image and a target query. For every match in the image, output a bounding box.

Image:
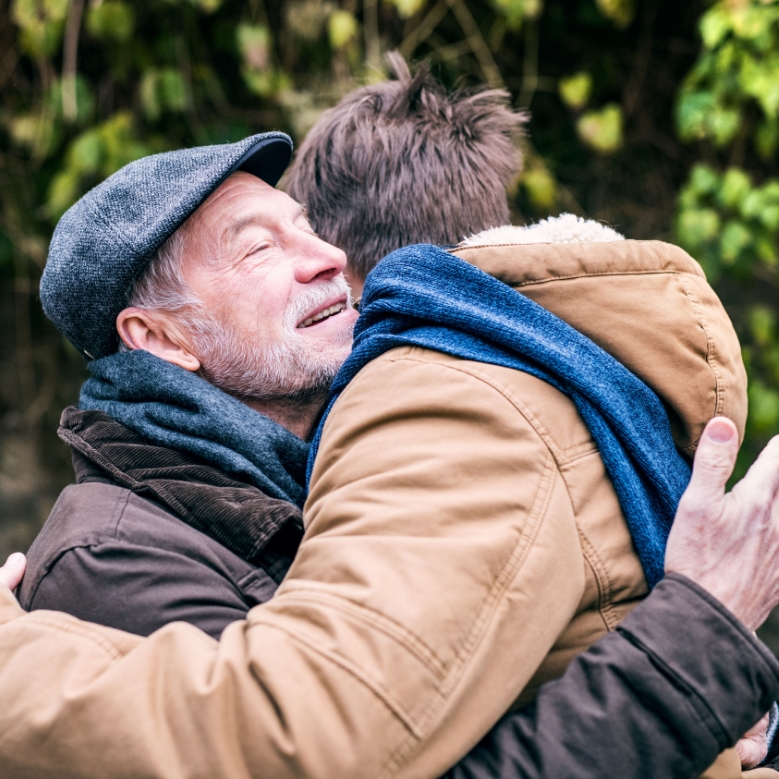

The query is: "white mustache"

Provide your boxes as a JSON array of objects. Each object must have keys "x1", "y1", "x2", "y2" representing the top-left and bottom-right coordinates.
[{"x1": 284, "y1": 276, "x2": 353, "y2": 331}]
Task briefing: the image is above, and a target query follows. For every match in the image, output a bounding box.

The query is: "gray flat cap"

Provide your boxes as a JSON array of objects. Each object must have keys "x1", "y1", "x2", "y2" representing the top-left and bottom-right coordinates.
[{"x1": 41, "y1": 131, "x2": 293, "y2": 359}]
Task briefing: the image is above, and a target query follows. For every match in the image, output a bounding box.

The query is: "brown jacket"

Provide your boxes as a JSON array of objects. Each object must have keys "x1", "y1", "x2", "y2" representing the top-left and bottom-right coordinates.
[
  {"x1": 17, "y1": 407, "x2": 302, "y2": 639},
  {"x1": 303, "y1": 235, "x2": 748, "y2": 775},
  {"x1": 0, "y1": 238, "x2": 759, "y2": 778}
]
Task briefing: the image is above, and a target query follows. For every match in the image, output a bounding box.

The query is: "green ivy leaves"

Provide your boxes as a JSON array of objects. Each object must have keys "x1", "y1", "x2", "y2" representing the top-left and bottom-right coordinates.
[
  {"x1": 677, "y1": 164, "x2": 779, "y2": 279},
  {"x1": 46, "y1": 113, "x2": 153, "y2": 218},
  {"x1": 678, "y1": 1, "x2": 779, "y2": 150},
  {"x1": 576, "y1": 104, "x2": 623, "y2": 154},
  {"x1": 559, "y1": 72, "x2": 592, "y2": 112},
  {"x1": 12, "y1": 0, "x2": 69, "y2": 57},
  {"x1": 86, "y1": 1, "x2": 135, "y2": 42},
  {"x1": 675, "y1": 1, "x2": 779, "y2": 468}
]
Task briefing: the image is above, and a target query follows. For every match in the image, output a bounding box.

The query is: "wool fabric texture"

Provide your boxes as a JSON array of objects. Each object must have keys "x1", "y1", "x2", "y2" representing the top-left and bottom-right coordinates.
[
  {"x1": 41, "y1": 132, "x2": 292, "y2": 360},
  {"x1": 308, "y1": 245, "x2": 692, "y2": 588},
  {"x1": 80, "y1": 350, "x2": 308, "y2": 508}
]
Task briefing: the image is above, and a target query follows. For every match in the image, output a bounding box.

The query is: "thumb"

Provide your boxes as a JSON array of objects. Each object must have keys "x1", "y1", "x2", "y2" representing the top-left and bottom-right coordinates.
[
  {"x1": 0, "y1": 553, "x2": 26, "y2": 591},
  {"x1": 686, "y1": 417, "x2": 739, "y2": 504}
]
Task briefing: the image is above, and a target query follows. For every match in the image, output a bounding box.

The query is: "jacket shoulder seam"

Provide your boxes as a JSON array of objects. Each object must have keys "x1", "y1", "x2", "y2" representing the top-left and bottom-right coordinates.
[
  {"x1": 394, "y1": 347, "x2": 598, "y2": 467},
  {"x1": 23, "y1": 486, "x2": 133, "y2": 607},
  {"x1": 373, "y1": 352, "x2": 587, "y2": 464},
  {"x1": 25, "y1": 542, "x2": 102, "y2": 608},
  {"x1": 436, "y1": 361, "x2": 592, "y2": 465},
  {"x1": 21, "y1": 612, "x2": 126, "y2": 660}
]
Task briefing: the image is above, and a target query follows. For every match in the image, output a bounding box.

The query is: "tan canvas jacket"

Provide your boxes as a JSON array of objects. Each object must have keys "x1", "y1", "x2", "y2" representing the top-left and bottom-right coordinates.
[{"x1": 0, "y1": 236, "x2": 754, "y2": 779}]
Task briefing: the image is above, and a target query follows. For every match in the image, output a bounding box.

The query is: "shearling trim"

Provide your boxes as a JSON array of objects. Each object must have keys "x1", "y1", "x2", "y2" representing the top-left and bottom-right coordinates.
[{"x1": 460, "y1": 213, "x2": 625, "y2": 247}]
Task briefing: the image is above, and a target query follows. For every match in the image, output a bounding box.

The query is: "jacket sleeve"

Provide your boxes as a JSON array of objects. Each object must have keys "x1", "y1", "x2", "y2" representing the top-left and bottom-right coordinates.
[
  {"x1": 443, "y1": 574, "x2": 779, "y2": 779},
  {"x1": 0, "y1": 573, "x2": 777, "y2": 779},
  {"x1": 27, "y1": 543, "x2": 252, "y2": 639},
  {"x1": 0, "y1": 351, "x2": 771, "y2": 779},
  {"x1": 0, "y1": 351, "x2": 588, "y2": 779}
]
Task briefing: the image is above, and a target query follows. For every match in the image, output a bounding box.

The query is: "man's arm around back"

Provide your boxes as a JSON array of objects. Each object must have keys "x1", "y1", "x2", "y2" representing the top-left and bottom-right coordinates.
[
  {"x1": 447, "y1": 573, "x2": 779, "y2": 779},
  {"x1": 0, "y1": 418, "x2": 778, "y2": 778}
]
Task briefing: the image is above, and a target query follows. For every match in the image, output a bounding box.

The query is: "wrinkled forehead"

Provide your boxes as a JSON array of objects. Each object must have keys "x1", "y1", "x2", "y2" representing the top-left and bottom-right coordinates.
[
  {"x1": 178, "y1": 171, "x2": 302, "y2": 270},
  {"x1": 182, "y1": 172, "x2": 284, "y2": 259}
]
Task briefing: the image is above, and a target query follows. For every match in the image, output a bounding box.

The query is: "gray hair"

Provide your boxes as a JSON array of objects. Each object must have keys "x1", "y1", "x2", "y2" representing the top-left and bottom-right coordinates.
[
  {"x1": 118, "y1": 223, "x2": 202, "y2": 353},
  {"x1": 125, "y1": 226, "x2": 199, "y2": 313},
  {"x1": 286, "y1": 52, "x2": 527, "y2": 280}
]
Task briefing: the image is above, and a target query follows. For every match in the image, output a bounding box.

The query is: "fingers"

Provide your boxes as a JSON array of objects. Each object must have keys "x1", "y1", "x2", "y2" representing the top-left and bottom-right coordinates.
[
  {"x1": 682, "y1": 417, "x2": 739, "y2": 509},
  {"x1": 736, "y1": 712, "x2": 770, "y2": 769},
  {"x1": 0, "y1": 553, "x2": 26, "y2": 591},
  {"x1": 737, "y1": 735, "x2": 768, "y2": 770}
]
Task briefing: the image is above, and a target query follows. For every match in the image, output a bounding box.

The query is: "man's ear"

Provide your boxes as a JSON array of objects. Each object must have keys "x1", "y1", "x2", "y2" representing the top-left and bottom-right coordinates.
[{"x1": 116, "y1": 307, "x2": 201, "y2": 372}]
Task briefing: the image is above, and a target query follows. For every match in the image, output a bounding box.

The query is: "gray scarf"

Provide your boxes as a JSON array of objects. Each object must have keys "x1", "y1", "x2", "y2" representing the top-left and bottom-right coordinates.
[{"x1": 80, "y1": 349, "x2": 308, "y2": 508}]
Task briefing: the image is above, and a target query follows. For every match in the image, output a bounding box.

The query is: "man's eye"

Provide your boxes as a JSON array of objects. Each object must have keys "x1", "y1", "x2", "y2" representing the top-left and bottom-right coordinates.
[{"x1": 295, "y1": 218, "x2": 318, "y2": 236}]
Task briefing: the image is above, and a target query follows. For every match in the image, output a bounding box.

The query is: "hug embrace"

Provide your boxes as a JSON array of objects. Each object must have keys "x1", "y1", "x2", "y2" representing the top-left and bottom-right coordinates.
[{"x1": 1, "y1": 57, "x2": 779, "y2": 779}]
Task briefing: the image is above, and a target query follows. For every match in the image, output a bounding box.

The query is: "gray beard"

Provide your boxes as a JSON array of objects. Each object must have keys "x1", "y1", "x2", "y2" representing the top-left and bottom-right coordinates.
[{"x1": 189, "y1": 277, "x2": 353, "y2": 401}]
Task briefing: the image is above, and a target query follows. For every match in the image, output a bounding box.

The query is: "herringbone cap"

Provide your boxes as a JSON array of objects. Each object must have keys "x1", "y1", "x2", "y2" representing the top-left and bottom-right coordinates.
[{"x1": 41, "y1": 132, "x2": 293, "y2": 359}]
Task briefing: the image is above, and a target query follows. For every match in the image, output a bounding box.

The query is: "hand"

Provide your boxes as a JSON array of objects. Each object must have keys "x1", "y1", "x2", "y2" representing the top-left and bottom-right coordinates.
[
  {"x1": 665, "y1": 417, "x2": 779, "y2": 631},
  {"x1": 737, "y1": 712, "x2": 770, "y2": 769},
  {"x1": 0, "y1": 553, "x2": 26, "y2": 591}
]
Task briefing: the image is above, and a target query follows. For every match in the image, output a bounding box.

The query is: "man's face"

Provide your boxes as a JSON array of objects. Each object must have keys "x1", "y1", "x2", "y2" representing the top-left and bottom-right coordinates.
[{"x1": 179, "y1": 172, "x2": 358, "y2": 400}]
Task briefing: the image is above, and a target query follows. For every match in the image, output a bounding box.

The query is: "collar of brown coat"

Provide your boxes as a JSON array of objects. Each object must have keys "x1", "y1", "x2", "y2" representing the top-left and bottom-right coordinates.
[{"x1": 59, "y1": 406, "x2": 303, "y2": 579}]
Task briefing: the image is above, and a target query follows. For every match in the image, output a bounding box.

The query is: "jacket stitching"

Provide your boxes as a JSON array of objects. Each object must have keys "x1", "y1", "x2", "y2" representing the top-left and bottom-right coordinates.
[
  {"x1": 451, "y1": 246, "x2": 702, "y2": 286},
  {"x1": 246, "y1": 617, "x2": 423, "y2": 737},
  {"x1": 383, "y1": 451, "x2": 558, "y2": 777},
  {"x1": 447, "y1": 362, "x2": 596, "y2": 466},
  {"x1": 448, "y1": 358, "x2": 622, "y2": 644},
  {"x1": 556, "y1": 441, "x2": 599, "y2": 464},
  {"x1": 21, "y1": 613, "x2": 125, "y2": 660},
  {"x1": 675, "y1": 273, "x2": 722, "y2": 453},
  {"x1": 27, "y1": 540, "x2": 104, "y2": 608},
  {"x1": 269, "y1": 590, "x2": 447, "y2": 680},
  {"x1": 511, "y1": 269, "x2": 688, "y2": 287},
  {"x1": 109, "y1": 488, "x2": 132, "y2": 537},
  {"x1": 387, "y1": 353, "x2": 569, "y2": 462},
  {"x1": 576, "y1": 528, "x2": 620, "y2": 632},
  {"x1": 373, "y1": 352, "x2": 573, "y2": 464}
]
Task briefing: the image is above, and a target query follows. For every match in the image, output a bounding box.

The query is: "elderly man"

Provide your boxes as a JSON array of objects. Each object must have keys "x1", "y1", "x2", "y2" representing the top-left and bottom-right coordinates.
[
  {"x1": 0, "y1": 132, "x2": 778, "y2": 779},
  {"x1": 16, "y1": 135, "x2": 353, "y2": 638}
]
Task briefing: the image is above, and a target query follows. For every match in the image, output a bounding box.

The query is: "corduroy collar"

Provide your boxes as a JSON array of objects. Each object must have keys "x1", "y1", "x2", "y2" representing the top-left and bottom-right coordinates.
[{"x1": 60, "y1": 406, "x2": 303, "y2": 576}]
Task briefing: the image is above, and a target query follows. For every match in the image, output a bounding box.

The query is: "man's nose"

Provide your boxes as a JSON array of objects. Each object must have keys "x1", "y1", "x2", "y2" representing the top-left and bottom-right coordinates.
[{"x1": 293, "y1": 233, "x2": 348, "y2": 284}]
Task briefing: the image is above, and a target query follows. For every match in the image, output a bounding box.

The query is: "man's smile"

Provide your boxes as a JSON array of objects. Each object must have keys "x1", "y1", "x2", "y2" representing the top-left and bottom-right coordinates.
[{"x1": 297, "y1": 296, "x2": 350, "y2": 328}]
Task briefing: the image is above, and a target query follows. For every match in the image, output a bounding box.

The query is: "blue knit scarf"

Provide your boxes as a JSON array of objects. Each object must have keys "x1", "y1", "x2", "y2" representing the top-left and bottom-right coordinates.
[
  {"x1": 80, "y1": 350, "x2": 308, "y2": 508},
  {"x1": 308, "y1": 245, "x2": 692, "y2": 588}
]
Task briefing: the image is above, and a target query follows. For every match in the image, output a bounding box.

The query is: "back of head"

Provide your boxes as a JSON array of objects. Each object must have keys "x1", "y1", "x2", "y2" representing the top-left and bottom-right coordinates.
[{"x1": 286, "y1": 54, "x2": 526, "y2": 280}]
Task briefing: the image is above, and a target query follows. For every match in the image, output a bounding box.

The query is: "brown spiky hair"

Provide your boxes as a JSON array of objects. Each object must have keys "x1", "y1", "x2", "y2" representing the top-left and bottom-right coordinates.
[{"x1": 286, "y1": 53, "x2": 527, "y2": 280}]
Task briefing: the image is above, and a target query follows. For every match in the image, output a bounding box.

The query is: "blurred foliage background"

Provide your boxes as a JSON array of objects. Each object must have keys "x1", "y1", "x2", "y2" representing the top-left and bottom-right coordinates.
[{"x1": 1, "y1": 0, "x2": 779, "y2": 640}]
